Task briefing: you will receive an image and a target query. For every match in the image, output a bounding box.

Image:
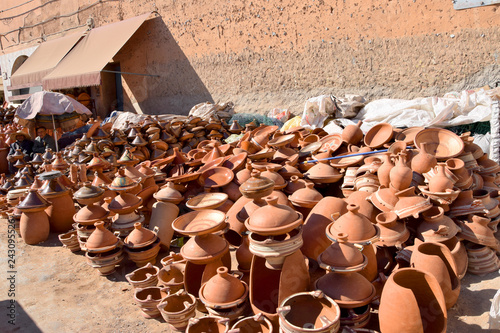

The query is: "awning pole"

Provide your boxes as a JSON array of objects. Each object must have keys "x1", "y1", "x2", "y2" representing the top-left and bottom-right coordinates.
[{"x1": 52, "y1": 114, "x2": 59, "y2": 152}]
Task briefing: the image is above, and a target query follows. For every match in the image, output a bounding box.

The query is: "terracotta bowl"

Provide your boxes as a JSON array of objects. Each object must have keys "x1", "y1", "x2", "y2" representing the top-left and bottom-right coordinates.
[
  {"x1": 395, "y1": 127, "x2": 424, "y2": 146},
  {"x1": 198, "y1": 167, "x2": 234, "y2": 188},
  {"x1": 172, "y1": 210, "x2": 227, "y2": 236},
  {"x1": 364, "y1": 123, "x2": 394, "y2": 148},
  {"x1": 414, "y1": 128, "x2": 464, "y2": 159},
  {"x1": 222, "y1": 152, "x2": 247, "y2": 172},
  {"x1": 186, "y1": 192, "x2": 229, "y2": 210},
  {"x1": 330, "y1": 152, "x2": 364, "y2": 168}
]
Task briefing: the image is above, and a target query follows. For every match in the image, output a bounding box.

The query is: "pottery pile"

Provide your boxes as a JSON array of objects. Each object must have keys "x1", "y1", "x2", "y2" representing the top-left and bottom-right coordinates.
[{"x1": 2, "y1": 114, "x2": 500, "y2": 333}]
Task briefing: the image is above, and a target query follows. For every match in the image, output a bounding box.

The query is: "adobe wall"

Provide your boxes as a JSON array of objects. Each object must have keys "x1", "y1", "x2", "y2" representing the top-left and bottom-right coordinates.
[{"x1": 1, "y1": 0, "x2": 499, "y2": 115}]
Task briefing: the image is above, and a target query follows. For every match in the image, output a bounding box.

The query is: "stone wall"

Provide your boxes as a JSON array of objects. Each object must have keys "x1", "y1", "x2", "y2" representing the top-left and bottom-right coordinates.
[{"x1": 0, "y1": 0, "x2": 498, "y2": 115}]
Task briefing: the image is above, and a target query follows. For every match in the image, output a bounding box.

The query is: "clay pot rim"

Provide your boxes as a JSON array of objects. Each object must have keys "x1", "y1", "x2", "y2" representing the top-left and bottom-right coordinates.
[
  {"x1": 329, "y1": 152, "x2": 364, "y2": 168},
  {"x1": 363, "y1": 123, "x2": 394, "y2": 148},
  {"x1": 414, "y1": 128, "x2": 464, "y2": 159},
  {"x1": 164, "y1": 172, "x2": 201, "y2": 184},
  {"x1": 199, "y1": 278, "x2": 249, "y2": 309}
]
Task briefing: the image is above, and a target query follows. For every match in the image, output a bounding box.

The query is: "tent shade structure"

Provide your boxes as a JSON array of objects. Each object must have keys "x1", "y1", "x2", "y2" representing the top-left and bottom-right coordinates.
[
  {"x1": 42, "y1": 12, "x2": 152, "y2": 90},
  {"x1": 8, "y1": 31, "x2": 85, "y2": 90}
]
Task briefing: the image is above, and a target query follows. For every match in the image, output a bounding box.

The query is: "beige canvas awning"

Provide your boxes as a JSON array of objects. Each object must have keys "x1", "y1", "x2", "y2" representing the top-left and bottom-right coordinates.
[
  {"x1": 42, "y1": 13, "x2": 151, "y2": 91},
  {"x1": 9, "y1": 31, "x2": 84, "y2": 90}
]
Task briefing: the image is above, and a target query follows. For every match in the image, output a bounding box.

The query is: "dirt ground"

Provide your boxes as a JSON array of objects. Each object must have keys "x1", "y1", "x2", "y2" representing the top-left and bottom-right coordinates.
[{"x1": 0, "y1": 218, "x2": 498, "y2": 333}]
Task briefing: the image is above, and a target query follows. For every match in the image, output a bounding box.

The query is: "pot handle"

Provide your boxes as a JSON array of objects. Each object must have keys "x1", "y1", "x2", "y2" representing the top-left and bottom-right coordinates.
[{"x1": 276, "y1": 305, "x2": 291, "y2": 316}]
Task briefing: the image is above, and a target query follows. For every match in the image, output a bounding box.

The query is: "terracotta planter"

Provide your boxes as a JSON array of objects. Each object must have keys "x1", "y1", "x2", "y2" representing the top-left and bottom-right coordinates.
[
  {"x1": 410, "y1": 242, "x2": 460, "y2": 309},
  {"x1": 157, "y1": 289, "x2": 197, "y2": 332},
  {"x1": 134, "y1": 286, "x2": 169, "y2": 318},
  {"x1": 277, "y1": 290, "x2": 341, "y2": 333},
  {"x1": 125, "y1": 263, "x2": 160, "y2": 288},
  {"x1": 411, "y1": 142, "x2": 437, "y2": 174},
  {"x1": 379, "y1": 268, "x2": 447, "y2": 333}
]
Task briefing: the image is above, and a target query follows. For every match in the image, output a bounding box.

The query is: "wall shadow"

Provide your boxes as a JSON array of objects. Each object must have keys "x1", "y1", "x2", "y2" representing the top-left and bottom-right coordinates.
[
  {"x1": 113, "y1": 15, "x2": 213, "y2": 116},
  {"x1": 0, "y1": 300, "x2": 43, "y2": 333}
]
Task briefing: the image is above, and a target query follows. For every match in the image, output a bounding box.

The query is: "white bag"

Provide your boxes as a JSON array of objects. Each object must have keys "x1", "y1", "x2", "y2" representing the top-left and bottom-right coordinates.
[{"x1": 490, "y1": 289, "x2": 500, "y2": 330}]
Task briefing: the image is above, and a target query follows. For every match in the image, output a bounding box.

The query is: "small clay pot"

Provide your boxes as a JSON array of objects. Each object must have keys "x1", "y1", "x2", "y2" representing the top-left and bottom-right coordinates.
[
  {"x1": 134, "y1": 286, "x2": 169, "y2": 318},
  {"x1": 125, "y1": 263, "x2": 160, "y2": 288},
  {"x1": 341, "y1": 121, "x2": 363, "y2": 145},
  {"x1": 411, "y1": 142, "x2": 437, "y2": 174},
  {"x1": 157, "y1": 289, "x2": 197, "y2": 332}
]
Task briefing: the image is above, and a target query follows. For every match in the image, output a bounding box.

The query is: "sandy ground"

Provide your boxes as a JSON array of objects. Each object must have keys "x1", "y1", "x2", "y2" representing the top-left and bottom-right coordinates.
[{"x1": 0, "y1": 219, "x2": 498, "y2": 333}]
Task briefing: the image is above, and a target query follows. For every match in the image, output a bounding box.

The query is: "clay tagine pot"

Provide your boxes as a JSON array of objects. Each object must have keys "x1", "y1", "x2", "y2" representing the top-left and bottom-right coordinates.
[
  {"x1": 326, "y1": 204, "x2": 379, "y2": 244},
  {"x1": 85, "y1": 221, "x2": 120, "y2": 253},
  {"x1": 16, "y1": 188, "x2": 50, "y2": 245},
  {"x1": 375, "y1": 211, "x2": 409, "y2": 247}
]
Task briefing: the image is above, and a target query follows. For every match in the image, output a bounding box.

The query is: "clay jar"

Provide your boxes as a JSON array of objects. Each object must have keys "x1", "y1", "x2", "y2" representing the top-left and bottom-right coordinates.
[
  {"x1": 149, "y1": 201, "x2": 179, "y2": 250},
  {"x1": 341, "y1": 121, "x2": 363, "y2": 145},
  {"x1": 17, "y1": 188, "x2": 50, "y2": 245},
  {"x1": 378, "y1": 268, "x2": 447, "y2": 333},
  {"x1": 410, "y1": 241, "x2": 460, "y2": 309},
  {"x1": 39, "y1": 172, "x2": 77, "y2": 232},
  {"x1": 428, "y1": 163, "x2": 454, "y2": 193},
  {"x1": 277, "y1": 290, "x2": 341, "y2": 333},
  {"x1": 389, "y1": 153, "x2": 412, "y2": 191},
  {"x1": 411, "y1": 142, "x2": 437, "y2": 174},
  {"x1": 376, "y1": 152, "x2": 394, "y2": 188}
]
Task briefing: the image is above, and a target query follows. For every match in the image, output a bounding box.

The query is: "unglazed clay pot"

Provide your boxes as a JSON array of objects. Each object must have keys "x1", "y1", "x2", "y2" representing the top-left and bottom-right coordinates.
[
  {"x1": 231, "y1": 313, "x2": 274, "y2": 333},
  {"x1": 341, "y1": 121, "x2": 363, "y2": 145},
  {"x1": 277, "y1": 290, "x2": 341, "y2": 333},
  {"x1": 157, "y1": 289, "x2": 197, "y2": 332},
  {"x1": 125, "y1": 263, "x2": 160, "y2": 289},
  {"x1": 186, "y1": 316, "x2": 230, "y2": 333},
  {"x1": 86, "y1": 221, "x2": 120, "y2": 253},
  {"x1": 376, "y1": 152, "x2": 394, "y2": 188},
  {"x1": 393, "y1": 187, "x2": 432, "y2": 219},
  {"x1": 428, "y1": 163, "x2": 454, "y2": 193},
  {"x1": 326, "y1": 204, "x2": 379, "y2": 244},
  {"x1": 158, "y1": 263, "x2": 185, "y2": 293},
  {"x1": 17, "y1": 188, "x2": 50, "y2": 245},
  {"x1": 445, "y1": 158, "x2": 472, "y2": 190},
  {"x1": 379, "y1": 268, "x2": 447, "y2": 333},
  {"x1": 301, "y1": 197, "x2": 347, "y2": 260},
  {"x1": 411, "y1": 142, "x2": 437, "y2": 174},
  {"x1": 289, "y1": 183, "x2": 323, "y2": 209},
  {"x1": 438, "y1": 237, "x2": 468, "y2": 280},
  {"x1": 249, "y1": 250, "x2": 310, "y2": 330},
  {"x1": 465, "y1": 243, "x2": 500, "y2": 275},
  {"x1": 411, "y1": 242, "x2": 460, "y2": 309},
  {"x1": 389, "y1": 153, "x2": 412, "y2": 191},
  {"x1": 58, "y1": 230, "x2": 81, "y2": 252},
  {"x1": 375, "y1": 212, "x2": 409, "y2": 247},
  {"x1": 344, "y1": 190, "x2": 379, "y2": 222},
  {"x1": 134, "y1": 286, "x2": 169, "y2": 318},
  {"x1": 456, "y1": 215, "x2": 499, "y2": 250},
  {"x1": 149, "y1": 201, "x2": 179, "y2": 250},
  {"x1": 416, "y1": 206, "x2": 460, "y2": 243},
  {"x1": 39, "y1": 172, "x2": 76, "y2": 232},
  {"x1": 363, "y1": 123, "x2": 393, "y2": 148}
]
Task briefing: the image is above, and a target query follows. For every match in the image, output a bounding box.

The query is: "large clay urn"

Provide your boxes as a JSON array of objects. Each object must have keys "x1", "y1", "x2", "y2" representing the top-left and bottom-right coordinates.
[
  {"x1": 410, "y1": 242, "x2": 460, "y2": 309},
  {"x1": 17, "y1": 188, "x2": 50, "y2": 245},
  {"x1": 411, "y1": 142, "x2": 437, "y2": 174},
  {"x1": 39, "y1": 171, "x2": 76, "y2": 232},
  {"x1": 379, "y1": 268, "x2": 447, "y2": 333}
]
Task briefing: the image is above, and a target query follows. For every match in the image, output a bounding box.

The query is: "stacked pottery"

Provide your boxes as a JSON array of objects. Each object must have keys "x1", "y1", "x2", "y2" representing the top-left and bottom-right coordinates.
[
  {"x1": 84, "y1": 221, "x2": 124, "y2": 275},
  {"x1": 72, "y1": 182, "x2": 109, "y2": 250},
  {"x1": 157, "y1": 289, "x2": 197, "y2": 332},
  {"x1": 134, "y1": 286, "x2": 169, "y2": 318},
  {"x1": 124, "y1": 222, "x2": 161, "y2": 267},
  {"x1": 38, "y1": 171, "x2": 76, "y2": 232},
  {"x1": 107, "y1": 169, "x2": 144, "y2": 237},
  {"x1": 315, "y1": 233, "x2": 376, "y2": 329},
  {"x1": 125, "y1": 263, "x2": 160, "y2": 288},
  {"x1": 172, "y1": 208, "x2": 230, "y2": 300},
  {"x1": 199, "y1": 266, "x2": 249, "y2": 321},
  {"x1": 16, "y1": 188, "x2": 50, "y2": 245},
  {"x1": 326, "y1": 204, "x2": 380, "y2": 282},
  {"x1": 277, "y1": 290, "x2": 341, "y2": 333}
]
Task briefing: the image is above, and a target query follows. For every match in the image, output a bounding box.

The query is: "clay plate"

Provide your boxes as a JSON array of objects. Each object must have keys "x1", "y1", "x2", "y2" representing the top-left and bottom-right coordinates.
[
  {"x1": 267, "y1": 134, "x2": 296, "y2": 147},
  {"x1": 172, "y1": 210, "x2": 227, "y2": 236},
  {"x1": 299, "y1": 141, "x2": 322, "y2": 157},
  {"x1": 329, "y1": 152, "x2": 364, "y2": 168},
  {"x1": 186, "y1": 192, "x2": 229, "y2": 210}
]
